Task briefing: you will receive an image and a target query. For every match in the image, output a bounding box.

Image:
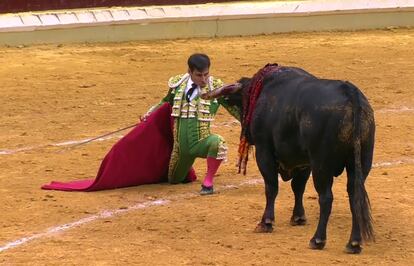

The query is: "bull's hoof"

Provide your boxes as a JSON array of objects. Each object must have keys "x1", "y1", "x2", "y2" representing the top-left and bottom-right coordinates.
[
  {"x1": 345, "y1": 241, "x2": 362, "y2": 254},
  {"x1": 309, "y1": 237, "x2": 326, "y2": 250},
  {"x1": 254, "y1": 222, "x2": 273, "y2": 233},
  {"x1": 290, "y1": 215, "x2": 307, "y2": 226}
]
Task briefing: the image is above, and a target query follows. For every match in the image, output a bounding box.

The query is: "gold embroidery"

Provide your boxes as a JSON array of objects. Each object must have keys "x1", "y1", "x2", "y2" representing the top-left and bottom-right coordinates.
[
  {"x1": 168, "y1": 73, "x2": 189, "y2": 88},
  {"x1": 217, "y1": 137, "x2": 228, "y2": 160},
  {"x1": 199, "y1": 121, "x2": 210, "y2": 139},
  {"x1": 168, "y1": 119, "x2": 180, "y2": 181}
]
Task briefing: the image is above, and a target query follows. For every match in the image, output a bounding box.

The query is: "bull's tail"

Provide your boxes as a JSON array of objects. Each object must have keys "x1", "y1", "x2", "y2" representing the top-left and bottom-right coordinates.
[{"x1": 345, "y1": 81, "x2": 375, "y2": 242}]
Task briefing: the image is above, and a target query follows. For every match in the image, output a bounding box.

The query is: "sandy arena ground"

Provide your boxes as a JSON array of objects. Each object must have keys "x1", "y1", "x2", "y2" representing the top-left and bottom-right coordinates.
[{"x1": 0, "y1": 28, "x2": 414, "y2": 265}]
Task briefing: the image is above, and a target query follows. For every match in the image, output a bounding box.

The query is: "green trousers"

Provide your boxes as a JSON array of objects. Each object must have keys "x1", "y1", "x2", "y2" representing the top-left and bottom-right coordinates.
[{"x1": 168, "y1": 118, "x2": 224, "y2": 184}]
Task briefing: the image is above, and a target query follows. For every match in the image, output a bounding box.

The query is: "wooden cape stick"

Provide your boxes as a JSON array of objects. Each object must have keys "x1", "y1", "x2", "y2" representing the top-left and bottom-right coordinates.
[{"x1": 61, "y1": 123, "x2": 138, "y2": 152}]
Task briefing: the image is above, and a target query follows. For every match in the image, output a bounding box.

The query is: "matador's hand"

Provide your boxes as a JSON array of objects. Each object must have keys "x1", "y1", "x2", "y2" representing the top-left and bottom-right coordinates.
[{"x1": 140, "y1": 113, "x2": 149, "y2": 122}]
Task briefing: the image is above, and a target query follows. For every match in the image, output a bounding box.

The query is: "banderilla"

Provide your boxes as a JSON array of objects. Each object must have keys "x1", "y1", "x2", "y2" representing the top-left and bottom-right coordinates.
[{"x1": 58, "y1": 122, "x2": 139, "y2": 152}]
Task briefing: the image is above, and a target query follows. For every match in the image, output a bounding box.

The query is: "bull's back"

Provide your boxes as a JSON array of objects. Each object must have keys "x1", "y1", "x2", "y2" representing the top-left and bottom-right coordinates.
[
  {"x1": 253, "y1": 73, "x2": 374, "y2": 174},
  {"x1": 296, "y1": 79, "x2": 374, "y2": 145}
]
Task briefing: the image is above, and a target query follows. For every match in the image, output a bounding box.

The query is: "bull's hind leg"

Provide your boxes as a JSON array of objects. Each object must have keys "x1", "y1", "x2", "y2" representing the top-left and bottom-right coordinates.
[
  {"x1": 345, "y1": 135, "x2": 375, "y2": 254},
  {"x1": 309, "y1": 171, "x2": 334, "y2": 250},
  {"x1": 290, "y1": 167, "x2": 311, "y2": 226},
  {"x1": 254, "y1": 146, "x2": 278, "y2": 233},
  {"x1": 345, "y1": 170, "x2": 363, "y2": 254}
]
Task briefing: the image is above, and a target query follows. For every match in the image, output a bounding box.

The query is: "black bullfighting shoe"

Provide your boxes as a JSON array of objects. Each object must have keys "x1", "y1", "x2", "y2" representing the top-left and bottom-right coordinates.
[{"x1": 200, "y1": 185, "x2": 214, "y2": 195}]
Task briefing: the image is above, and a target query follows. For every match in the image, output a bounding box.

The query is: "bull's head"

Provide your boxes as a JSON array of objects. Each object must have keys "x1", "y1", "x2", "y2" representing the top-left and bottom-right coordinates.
[
  {"x1": 201, "y1": 78, "x2": 251, "y2": 121},
  {"x1": 201, "y1": 82, "x2": 243, "y2": 100}
]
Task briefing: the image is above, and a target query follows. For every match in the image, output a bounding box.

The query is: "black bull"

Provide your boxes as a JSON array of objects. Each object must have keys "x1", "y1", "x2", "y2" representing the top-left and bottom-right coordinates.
[{"x1": 202, "y1": 66, "x2": 375, "y2": 254}]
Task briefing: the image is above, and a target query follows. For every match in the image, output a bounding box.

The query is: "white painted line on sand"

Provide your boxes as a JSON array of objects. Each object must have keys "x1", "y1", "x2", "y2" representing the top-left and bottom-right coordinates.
[
  {"x1": 0, "y1": 155, "x2": 413, "y2": 253},
  {"x1": 372, "y1": 158, "x2": 414, "y2": 167},
  {"x1": 0, "y1": 199, "x2": 170, "y2": 253},
  {"x1": 376, "y1": 106, "x2": 414, "y2": 113},
  {"x1": 0, "y1": 179, "x2": 263, "y2": 253},
  {"x1": 0, "y1": 135, "x2": 123, "y2": 155},
  {"x1": 0, "y1": 145, "x2": 45, "y2": 155}
]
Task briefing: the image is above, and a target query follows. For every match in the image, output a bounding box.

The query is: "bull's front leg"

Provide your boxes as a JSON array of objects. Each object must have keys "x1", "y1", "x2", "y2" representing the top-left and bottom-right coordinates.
[{"x1": 254, "y1": 146, "x2": 279, "y2": 233}]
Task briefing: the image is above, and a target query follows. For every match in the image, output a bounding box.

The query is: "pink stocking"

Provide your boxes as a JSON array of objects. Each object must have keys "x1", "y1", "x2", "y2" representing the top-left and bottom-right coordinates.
[{"x1": 202, "y1": 157, "x2": 223, "y2": 187}]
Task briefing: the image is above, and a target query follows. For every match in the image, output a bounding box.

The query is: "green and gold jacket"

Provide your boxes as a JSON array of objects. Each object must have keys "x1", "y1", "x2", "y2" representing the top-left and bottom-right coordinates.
[
  {"x1": 147, "y1": 73, "x2": 241, "y2": 140},
  {"x1": 145, "y1": 73, "x2": 241, "y2": 172}
]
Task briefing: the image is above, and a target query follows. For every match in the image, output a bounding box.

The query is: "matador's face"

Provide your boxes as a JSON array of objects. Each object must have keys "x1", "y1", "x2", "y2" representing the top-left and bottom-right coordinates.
[{"x1": 189, "y1": 68, "x2": 209, "y2": 88}]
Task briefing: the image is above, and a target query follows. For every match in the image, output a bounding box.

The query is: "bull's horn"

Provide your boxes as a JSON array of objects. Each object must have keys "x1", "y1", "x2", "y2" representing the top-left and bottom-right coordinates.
[{"x1": 201, "y1": 83, "x2": 242, "y2": 99}]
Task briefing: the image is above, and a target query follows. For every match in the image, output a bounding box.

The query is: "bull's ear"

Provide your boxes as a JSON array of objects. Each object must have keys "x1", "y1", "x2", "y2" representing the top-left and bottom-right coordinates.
[{"x1": 201, "y1": 83, "x2": 242, "y2": 99}]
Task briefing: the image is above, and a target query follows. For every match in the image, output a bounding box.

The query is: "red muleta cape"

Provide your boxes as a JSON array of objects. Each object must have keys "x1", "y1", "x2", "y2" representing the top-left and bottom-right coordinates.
[{"x1": 41, "y1": 103, "x2": 196, "y2": 191}]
